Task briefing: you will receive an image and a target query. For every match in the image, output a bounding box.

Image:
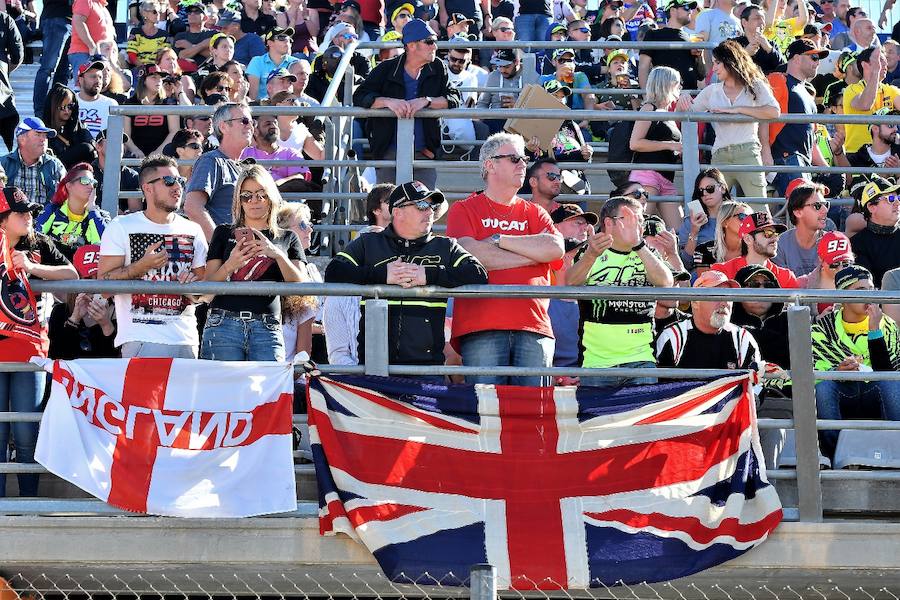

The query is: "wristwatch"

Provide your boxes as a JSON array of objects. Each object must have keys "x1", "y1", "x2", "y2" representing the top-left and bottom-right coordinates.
[
  {"x1": 424, "y1": 96, "x2": 433, "y2": 109},
  {"x1": 491, "y1": 233, "x2": 502, "y2": 247}
]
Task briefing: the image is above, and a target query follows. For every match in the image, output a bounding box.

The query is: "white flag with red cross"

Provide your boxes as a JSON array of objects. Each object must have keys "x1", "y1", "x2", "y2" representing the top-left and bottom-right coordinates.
[{"x1": 33, "y1": 357, "x2": 298, "y2": 518}]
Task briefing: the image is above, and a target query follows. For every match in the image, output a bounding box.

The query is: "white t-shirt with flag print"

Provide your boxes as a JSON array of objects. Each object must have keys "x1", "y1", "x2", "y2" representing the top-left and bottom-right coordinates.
[{"x1": 99, "y1": 212, "x2": 208, "y2": 348}]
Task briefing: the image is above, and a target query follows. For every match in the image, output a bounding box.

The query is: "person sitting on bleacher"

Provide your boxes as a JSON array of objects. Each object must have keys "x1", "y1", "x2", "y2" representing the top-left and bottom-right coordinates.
[
  {"x1": 0, "y1": 118, "x2": 66, "y2": 209},
  {"x1": 126, "y1": 1, "x2": 174, "y2": 69},
  {"x1": 37, "y1": 162, "x2": 109, "y2": 261},
  {"x1": 812, "y1": 265, "x2": 900, "y2": 459},
  {"x1": 712, "y1": 211, "x2": 802, "y2": 288}
]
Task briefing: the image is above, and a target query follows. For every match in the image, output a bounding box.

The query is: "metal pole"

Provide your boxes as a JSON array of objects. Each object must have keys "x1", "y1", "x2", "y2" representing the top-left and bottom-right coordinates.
[
  {"x1": 470, "y1": 564, "x2": 497, "y2": 600},
  {"x1": 681, "y1": 120, "x2": 700, "y2": 211},
  {"x1": 786, "y1": 305, "x2": 824, "y2": 522},
  {"x1": 102, "y1": 114, "x2": 126, "y2": 215},
  {"x1": 521, "y1": 53, "x2": 539, "y2": 86},
  {"x1": 363, "y1": 299, "x2": 389, "y2": 377},
  {"x1": 343, "y1": 64, "x2": 356, "y2": 109},
  {"x1": 395, "y1": 118, "x2": 415, "y2": 183}
]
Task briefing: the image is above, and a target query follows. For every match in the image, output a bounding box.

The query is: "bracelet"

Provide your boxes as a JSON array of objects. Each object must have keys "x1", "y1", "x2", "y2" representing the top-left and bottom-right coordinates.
[
  {"x1": 687, "y1": 234, "x2": 697, "y2": 242},
  {"x1": 65, "y1": 318, "x2": 79, "y2": 328},
  {"x1": 632, "y1": 240, "x2": 646, "y2": 252}
]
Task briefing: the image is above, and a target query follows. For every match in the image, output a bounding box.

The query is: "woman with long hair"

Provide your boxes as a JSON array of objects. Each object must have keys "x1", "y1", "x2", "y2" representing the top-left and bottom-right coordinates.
[
  {"x1": 678, "y1": 168, "x2": 732, "y2": 263},
  {"x1": 124, "y1": 65, "x2": 181, "y2": 158},
  {"x1": 41, "y1": 84, "x2": 95, "y2": 169},
  {"x1": 222, "y1": 60, "x2": 251, "y2": 104},
  {"x1": 276, "y1": 202, "x2": 319, "y2": 362},
  {"x1": 155, "y1": 47, "x2": 196, "y2": 104},
  {"x1": 0, "y1": 186, "x2": 78, "y2": 498},
  {"x1": 678, "y1": 40, "x2": 780, "y2": 204},
  {"x1": 693, "y1": 200, "x2": 753, "y2": 273},
  {"x1": 36, "y1": 163, "x2": 109, "y2": 260},
  {"x1": 629, "y1": 66, "x2": 684, "y2": 228},
  {"x1": 200, "y1": 166, "x2": 307, "y2": 362}
]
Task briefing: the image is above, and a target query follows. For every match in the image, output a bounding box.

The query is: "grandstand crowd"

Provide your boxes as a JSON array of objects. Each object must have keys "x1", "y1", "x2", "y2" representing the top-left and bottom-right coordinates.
[{"x1": 3, "y1": 0, "x2": 900, "y2": 495}]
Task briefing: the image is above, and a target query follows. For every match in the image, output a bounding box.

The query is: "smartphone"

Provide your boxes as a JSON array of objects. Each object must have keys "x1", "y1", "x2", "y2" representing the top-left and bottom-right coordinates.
[
  {"x1": 235, "y1": 227, "x2": 253, "y2": 244},
  {"x1": 687, "y1": 200, "x2": 704, "y2": 216}
]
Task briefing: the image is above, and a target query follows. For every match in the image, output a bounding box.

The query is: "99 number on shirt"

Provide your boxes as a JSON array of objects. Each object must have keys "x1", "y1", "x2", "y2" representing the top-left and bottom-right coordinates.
[{"x1": 132, "y1": 115, "x2": 166, "y2": 127}]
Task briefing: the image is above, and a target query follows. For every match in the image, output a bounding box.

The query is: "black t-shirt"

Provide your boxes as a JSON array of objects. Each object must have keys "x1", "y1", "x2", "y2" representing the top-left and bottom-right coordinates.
[
  {"x1": 640, "y1": 27, "x2": 699, "y2": 90},
  {"x1": 42, "y1": 0, "x2": 72, "y2": 20},
  {"x1": 771, "y1": 73, "x2": 817, "y2": 160},
  {"x1": 241, "y1": 10, "x2": 277, "y2": 36},
  {"x1": 518, "y1": 0, "x2": 550, "y2": 15},
  {"x1": 16, "y1": 233, "x2": 70, "y2": 321},
  {"x1": 126, "y1": 97, "x2": 171, "y2": 156},
  {"x1": 208, "y1": 225, "x2": 305, "y2": 315},
  {"x1": 491, "y1": 0, "x2": 515, "y2": 19}
]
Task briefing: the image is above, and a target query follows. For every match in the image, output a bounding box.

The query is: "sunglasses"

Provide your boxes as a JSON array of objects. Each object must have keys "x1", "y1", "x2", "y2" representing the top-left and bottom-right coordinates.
[
  {"x1": 881, "y1": 194, "x2": 900, "y2": 203},
  {"x1": 448, "y1": 56, "x2": 468, "y2": 63},
  {"x1": 239, "y1": 190, "x2": 269, "y2": 202},
  {"x1": 545, "y1": 172, "x2": 562, "y2": 181},
  {"x1": 698, "y1": 184, "x2": 719, "y2": 194},
  {"x1": 147, "y1": 174, "x2": 186, "y2": 187},
  {"x1": 182, "y1": 142, "x2": 202, "y2": 150},
  {"x1": 270, "y1": 34, "x2": 290, "y2": 41},
  {"x1": 421, "y1": 38, "x2": 437, "y2": 45},
  {"x1": 397, "y1": 199, "x2": 440, "y2": 211},
  {"x1": 577, "y1": 27, "x2": 590, "y2": 33},
  {"x1": 215, "y1": 85, "x2": 232, "y2": 92},
  {"x1": 342, "y1": 33, "x2": 359, "y2": 39},
  {"x1": 226, "y1": 116, "x2": 252, "y2": 125},
  {"x1": 745, "y1": 281, "x2": 778, "y2": 288},
  {"x1": 628, "y1": 189, "x2": 649, "y2": 199},
  {"x1": 804, "y1": 200, "x2": 830, "y2": 210},
  {"x1": 297, "y1": 221, "x2": 312, "y2": 231},
  {"x1": 60, "y1": 102, "x2": 76, "y2": 111},
  {"x1": 491, "y1": 153, "x2": 527, "y2": 164},
  {"x1": 829, "y1": 259, "x2": 854, "y2": 270},
  {"x1": 731, "y1": 212, "x2": 750, "y2": 221},
  {"x1": 396, "y1": 12, "x2": 411, "y2": 19},
  {"x1": 497, "y1": 26, "x2": 513, "y2": 32},
  {"x1": 755, "y1": 229, "x2": 779, "y2": 239},
  {"x1": 75, "y1": 175, "x2": 97, "y2": 186}
]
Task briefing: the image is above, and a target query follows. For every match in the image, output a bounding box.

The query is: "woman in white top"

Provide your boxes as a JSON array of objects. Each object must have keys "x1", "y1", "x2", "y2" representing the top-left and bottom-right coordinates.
[{"x1": 677, "y1": 40, "x2": 780, "y2": 206}]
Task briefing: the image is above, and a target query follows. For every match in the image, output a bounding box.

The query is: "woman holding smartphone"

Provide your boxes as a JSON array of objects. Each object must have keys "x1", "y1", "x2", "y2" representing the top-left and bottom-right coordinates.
[
  {"x1": 678, "y1": 168, "x2": 732, "y2": 264},
  {"x1": 200, "y1": 166, "x2": 306, "y2": 362}
]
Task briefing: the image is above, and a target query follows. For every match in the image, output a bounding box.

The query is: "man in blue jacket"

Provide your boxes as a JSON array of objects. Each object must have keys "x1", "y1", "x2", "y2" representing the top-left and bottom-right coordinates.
[{"x1": 0, "y1": 118, "x2": 66, "y2": 208}]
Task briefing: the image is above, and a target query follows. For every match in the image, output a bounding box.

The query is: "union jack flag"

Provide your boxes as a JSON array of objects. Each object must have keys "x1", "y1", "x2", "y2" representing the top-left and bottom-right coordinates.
[{"x1": 307, "y1": 374, "x2": 782, "y2": 590}]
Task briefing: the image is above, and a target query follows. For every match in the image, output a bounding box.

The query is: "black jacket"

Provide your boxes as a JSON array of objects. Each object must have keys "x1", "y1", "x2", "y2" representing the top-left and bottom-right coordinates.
[
  {"x1": 0, "y1": 12, "x2": 22, "y2": 114},
  {"x1": 352, "y1": 53, "x2": 461, "y2": 158},
  {"x1": 325, "y1": 225, "x2": 487, "y2": 365}
]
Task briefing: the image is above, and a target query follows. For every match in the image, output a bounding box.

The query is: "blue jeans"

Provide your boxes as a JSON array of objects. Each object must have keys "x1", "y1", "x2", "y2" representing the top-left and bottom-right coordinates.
[
  {"x1": 0, "y1": 371, "x2": 46, "y2": 497},
  {"x1": 459, "y1": 330, "x2": 554, "y2": 387},
  {"x1": 772, "y1": 152, "x2": 811, "y2": 198},
  {"x1": 514, "y1": 13, "x2": 551, "y2": 43},
  {"x1": 69, "y1": 52, "x2": 91, "y2": 88},
  {"x1": 580, "y1": 361, "x2": 657, "y2": 390},
  {"x1": 34, "y1": 17, "x2": 71, "y2": 116},
  {"x1": 815, "y1": 379, "x2": 900, "y2": 458},
  {"x1": 200, "y1": 310, "x2": 286, "y2": 362}
]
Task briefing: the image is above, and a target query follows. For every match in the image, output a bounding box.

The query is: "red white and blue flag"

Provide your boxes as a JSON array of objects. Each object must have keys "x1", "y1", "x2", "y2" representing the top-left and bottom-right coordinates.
[{"x1": 308, "y1": 374, "x2": 782, "y2": 590}]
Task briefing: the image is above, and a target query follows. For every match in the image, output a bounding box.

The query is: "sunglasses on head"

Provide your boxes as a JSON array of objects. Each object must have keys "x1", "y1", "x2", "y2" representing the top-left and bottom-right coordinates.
[
  {"x1": 804, "y1": 200, "x2": 830, "y2": 211},
  {"x1": 492, "y1": 153, "x2": 527, "y2": 164},
  {"x1": 342, "y1": 33, "x2": 359, "y2": 39},
  {"x1": 397, "y1": 199, "x2": 440, "y2": 211},
  {"x1": 147, "y1": 174, "x2": 186, "y2": 187},
  {"x1": 698, "y1": 184, "x2": 719, "y2": 195},
  {"x1": 829, "y1": 259, "x2": 854, "y2": 270}
]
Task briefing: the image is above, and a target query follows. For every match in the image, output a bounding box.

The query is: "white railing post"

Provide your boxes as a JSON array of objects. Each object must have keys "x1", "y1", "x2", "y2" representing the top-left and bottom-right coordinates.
[
  {"x1": 102, "y1": 114, "x2": 126, "y2": 216},
  {"x1": 396, "y1": 118, "x2": 415, "y2": 183},
  {"x1": 364, "y1": 298, "x2": 389, "y2": 377},
  {"x1": 681, "y1": 120, "x2": 700, "y2": 212}
]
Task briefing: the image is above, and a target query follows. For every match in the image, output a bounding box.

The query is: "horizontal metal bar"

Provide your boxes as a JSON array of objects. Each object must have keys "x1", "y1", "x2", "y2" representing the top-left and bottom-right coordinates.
[
  {"x1": 0, "y1": 462, "x2": 316, "y2": 475},
  {"x1": 766, "y1": 469, "x2": 799, "y2": 480},
  {"x1": 0, "y1": 498, "x2": 322, "y2": 516},
  {"x1": 820, "y1": 470, "x2": 900, "y2": 480},
  {"x1": 355, "y1": 40, "x2": 717, "y2": 50},
  {"x1": 707, "y1": 163, "x2": 900, "y2": 175}
]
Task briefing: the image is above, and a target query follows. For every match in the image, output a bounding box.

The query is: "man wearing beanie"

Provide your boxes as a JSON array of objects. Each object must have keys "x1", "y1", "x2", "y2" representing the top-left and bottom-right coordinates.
[
  {"x1": 812, "y1": 264, "x2": 900, "y2": 458},
  {"x1": 850, "y1": 176, "x2": 900, "y2": 287}
]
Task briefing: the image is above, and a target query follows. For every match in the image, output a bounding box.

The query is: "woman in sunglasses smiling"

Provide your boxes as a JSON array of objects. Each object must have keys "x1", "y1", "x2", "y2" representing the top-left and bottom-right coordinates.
[
  {"x1": 36, "y1": 163, "x2": 109, "y2": 261},
  {"x1": 679, "y1": 168, "x2": 731, "y2": 266},
  {"x1": 201, "y1": 165, "x2": 307, "y2": 362},
  {"x1": 42, "y1": 84, "x2": 95, "y2": 170},
  {"x1": 692, "y1": 200, "x2": 752, "y2": 274}
]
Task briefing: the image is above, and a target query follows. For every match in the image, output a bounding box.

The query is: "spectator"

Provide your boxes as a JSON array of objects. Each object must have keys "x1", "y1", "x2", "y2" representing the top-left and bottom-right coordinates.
[
  {"x1": 198, "y1": 70, "x2": 235, "y2": 104},
  {"x1": 33, "y1": 0, "x2": 72, "y2": 117},
  {"x1": 843, "y1": 47, "x2": 900, "y2": 155},
  {"x1": 763, "y1": 39, "x2": 828, "y2": 197},
  {"x1": 124, "y1": 66, "x2": 181, "y2": 159},
  {"x1": 173, "y1": 1, "x2": 215, "y2": 66},
  {"x1": 240, "y1": 115, "x2": 313, "y2": 189},
  {"x1": 762, "y1": 0, "x2": 808, "y2": 55},
  {"x1": 246, "y1": 27, "x2": 300, "y2": 100},
  {"x1": 824, "y1": 0, "x2": 848, "y2": 37},
  {"x1": 712, "y1": 211, "x2": 801, "y2": 287},
  {"x1": 326, "y1": 181, "x2": 488, "y2": 377},
  {"x1": 514, "y1": 0, "x2": 552, "y2": 42},
  {"x1": 97, "y1": 154, "x2": 208, "y2": 358},
  {"x1": 221, "y1": 61, "x2": 252, "y2": 104},
  {"x1": 218, "y1": 11, "x2": 266, "y2": 67},
  {"x1": 629, "y1": 65, "x2": 683, "y2": 229},
  {"x1": 326, "y1": 21, "x2": 371, "y2": 77},
  {"x1": 808, "y1": 230, "x2": 854, "y2": 314},
  {"x1": 850, "y1": 177, "x2": 900, "y2": 287},
  {"x1": 525, "y1": 157, "x2": 562, "y2": 214},
  {"x1": 565, "y1": 195, "x2": 673, "y2": 387},
  {"x1": 526, "y1": 80, "x2": 594, "y2": 168},
  {"x1": 735, "y1": 4, "x2": 785, "y2": 74},
  {"x1": 241, "y1": 0, "x2": 278, "y2": 35},
  {"x1": 833, "y1": 14, "x2": 876, "y2": 53},
  {"x1": 69, "y1": 0, "x2": 115, "y2": 82},
  {"x1": 694, "y1": 0, "x2": 742, "y2": 49},
  {"x1": 286, "y1": 0, "x2": 320, "y2": 55},
  {"x1": 306, "y1": 46, "x2": 361, "y2": 104},
  {"x1": 773, "y1": 180, "x2": 830, "y2": 277},
  {"x1": 677, "y1": 40, "x2": 779, "y2": 203},
  {"x1": 444, "y1": 46, "x2": 488, "y2": 151},
  {"x1": 680, "y1": 168, "x2": 731, "y2": 265},
  {"x1": 476, "y1": 48, "x2": 522, "y2": 135},
  {"x1": 92, "y1": 128, "x2": 142, "y2": 214},
  {"x1": 76, "y1": 58, "x2": 118, "y2": 139},
  {"x1": 185, "y1": 115, "x2": 215, "y2": 151},
  {"x1": 0, "y1": 10, "x2": 21, "y2": 150},
  {"x1": 200, "y1": 165, "x2": 305, "y2": 361},
  {"x1": 156, "y1": 48, "x2": 197, "y2": 105},
  {"x1": 193, "y1": 32, "x2": 235, "y2": 86},
  {"x1": 566, "y1": 19, "x2": 604, "y2": 83},
  {"x1": 445, "y1": 132, "x2": 564, "y2": 386},
  {"x1": 638, "y1": 0, "x2": 701, "y2": 90},
  {"x1": 37, "y1": 162, "x2": 108, "y2": 260},
  {"x1": 731, "y1": 263, "x2": 790, "y2": 370},
  {"x1": 812, "y1": 265, "x2": 900, "y2": 459},
  {"x1": 185, "y1": 102, "x2": 254, "y2": 240},
  {"x1": 264, "y1": 67, "x2": 297, "y2": 99},
  {"x1": 539, "y1": 49, "x2": 595, "y2": 112},
  {"x1": 0, "y1": 118, "x2": 66, "y2": 208},
  {"x1": 41, "y1": 84, "x2": 95, "y2": 169},
  {"x1": 126, "y1": 1, "x2": 172, "y2": 68},
  {"x1": 167, "y1": 128, "x2": 204, "y2": 179},
  {"x1": 287, "y1": 59, "x2": 318, "y2": 105},
  {"x1": 353, "y1": 18, "x2": 461, "y2": 190},
  {"x1": 47, "y1": 244, "x2": 118, "y2": 360},
  {"x1": 0, "y1": 185, "x2": 77, "y2": 499},
  {"x1": 363, "y1": 183, "x2": 393, "y2": 227},
  {"x1": 656, "y1": 269, "x2": 762, "y2": 370},
  {"x1": 276, "y1": 202, "x2": 319, "y2": 362},
  {"x1": 269, "y1": 92, "x2": 325, "y2": 159},
  {"x1": 881, "y1": 263, "x2": 900, "y2": 324},
  {"x1": 612, "y1": 180, "x2": 650, "y2": 208},
  {"x1": 846, "y1": 107, "x2": 900, "y2": 172}
]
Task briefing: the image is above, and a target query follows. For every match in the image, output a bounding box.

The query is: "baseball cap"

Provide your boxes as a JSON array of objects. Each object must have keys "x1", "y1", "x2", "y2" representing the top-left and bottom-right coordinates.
[
  {"x1": 605, "y1": 48, "x2": 629, "y2": 65},
  {"x1": 835, "y1": 264, "x2": 872, "y2": 290},
  {"x1": 14, "y1": 117, "x2": 56, "y2": 139},
  {"x1": 693, "y1": 270, "x2": 739, "y2": 289},
  {"x1": 388, "y1": 181, "x2": 447, "y2": 218},
  {"x1": 401, "y1": 18, "x2": 437, "y2": 44},
  {"x1": 139, "y1": 64, "x2": 169, "y2": 78},
  {"x1": 860, "y1": 177, "x2": 900, "y2": 207},
  {"x1": 0, "y1": 187, "x2": 40, "y2": 214},
  {"x1": 543, "y1": 79, "x2": 571, "y2": 97},
  {"x1": 735, "y1": 264, "x2": 780, "y2": 288},
  {"x1": 448, "y1": 12, "x2": 474, "y2": 26},
  {"x1": 184, "y1": 3, "x2": 204, "y2": 12},
  {"x1": 738, "y1": 212, "x2": 787, "y2": 238},
  {"x1": 77, "y1": 59, "x2": 106, "y2": 77},
  {"x1": 263, "y1": 27, "x2": 295, "y2": 41},
  {"x1": 837, "y1": 49, "x2": 858, "y2": 73},
  {"x1": 391, "y1": 2, "x2": 415, "y2": 21},
  {"x1": 803, "y1": 21, "x2": 833, "y2": 35},
  {"x1": 784, "y1": 176, "x2": 829, "y2": 200},
  {"x1": 786, "y1": 38, "x2": 829, "y2": 60},
  {"x1": 209, "y1": 31, "x2": 235, "y2": 49},
  {"x1": 599, "y1": 0, "x2": 624, "y2": 8},
  {"x1": 217, "y1": 10, "x2": 240, "y2": 25},
  {"x1": 817, "y1": 231, "x2": 854, "y2": 265},
  {"x1": 550, "y1": 203, "x2": 598, "y2": 225},
  {"x1": 550, "y1": 22, "x2": 568, "y2": 35},
  {"x1": 552, "y1": 48, "x2": 576, "y2": 62},
  {"x1": 266, "y1": 67, "x2": 297, "y2": 84},
  {"x1": 666, "y1": 0, "x2": 698, "y2": 9},
  {"x1": 73, "y1": 244, "x2": 101, "y2": 279},
  {"x1": 340, "y1": 0, "x2": 361, "y2": 11},
  {"x1": 491, "y1": 48, "x2": 519, "y2": 66}
]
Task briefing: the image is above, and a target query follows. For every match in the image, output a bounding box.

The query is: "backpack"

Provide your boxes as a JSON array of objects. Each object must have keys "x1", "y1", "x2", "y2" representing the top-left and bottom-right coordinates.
[{"x1": 606, "y1": 119, "x2": 636, "y2": 187}]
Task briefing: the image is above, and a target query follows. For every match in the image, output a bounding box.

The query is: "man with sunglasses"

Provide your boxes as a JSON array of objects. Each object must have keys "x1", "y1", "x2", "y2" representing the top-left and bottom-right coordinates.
[
  {"x1": 850, "y1": 177, "x2": 900, "y2": 287},
  {"x1": 353, "y1": 18, "x2": 461, "y2": 188},
  {"x1": 98, "y1": 155, "x2": 208, "y2": 359},
  {"x1": 524, "y1": 157, "x2": 562, "y2": 215},
  {"x1": 173, "y1": 2, "x2": 215, "y2": 67},
  {"x1": 846, "y1": 107, "x2": 900, "y2": 173},
  {"x1": 843, "y1": 47, "x2": 900, "y2": 154},
  {"x1": 246, "y1": 27, "x2": 300, "y2": 101},
  {"x1": 773, "y1": 180, "x2": 832, "y2": 278},
  {"x1": 325, "y1": 181, "x2": 487, "y2": 376},
  {"x1": 712, "y1": 211, "x2": 802, "y2": 288}
]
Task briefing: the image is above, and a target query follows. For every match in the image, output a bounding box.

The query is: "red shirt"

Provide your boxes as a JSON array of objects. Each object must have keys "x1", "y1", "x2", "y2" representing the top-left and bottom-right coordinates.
[
  {"x1": 358, "y1": 0, "x2": 385, "y2": 26},
  {"x1": 445, "y1": 192, "x2": 561, "y2": 344},
  {"x1": 712, "y1": 257, "x2": 800, "y2": 289},
  {"x1": 71, "y1": 0, "x2": 115, "y2": 54}
]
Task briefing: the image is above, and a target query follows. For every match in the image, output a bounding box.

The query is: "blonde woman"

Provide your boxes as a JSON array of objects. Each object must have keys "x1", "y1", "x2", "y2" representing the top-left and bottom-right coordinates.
[
  {"x1": 276, "y1": 202, "x2": 320, "y2": 362},
  {"x1": 201, "y1": 165, "x2": 306, "y2": 361},
  {"x1": 692, "y1": 200, "x2": 753, "y2": 273}
]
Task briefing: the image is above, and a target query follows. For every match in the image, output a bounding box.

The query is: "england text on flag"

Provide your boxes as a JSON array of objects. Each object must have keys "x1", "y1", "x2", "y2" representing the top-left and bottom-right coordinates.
[
  {"x1": 34, "y1": 357, "x2": 297, "y2": 518},
  {"x1": 308, "y1": 375, "x2": 783, "y2": 590}
]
